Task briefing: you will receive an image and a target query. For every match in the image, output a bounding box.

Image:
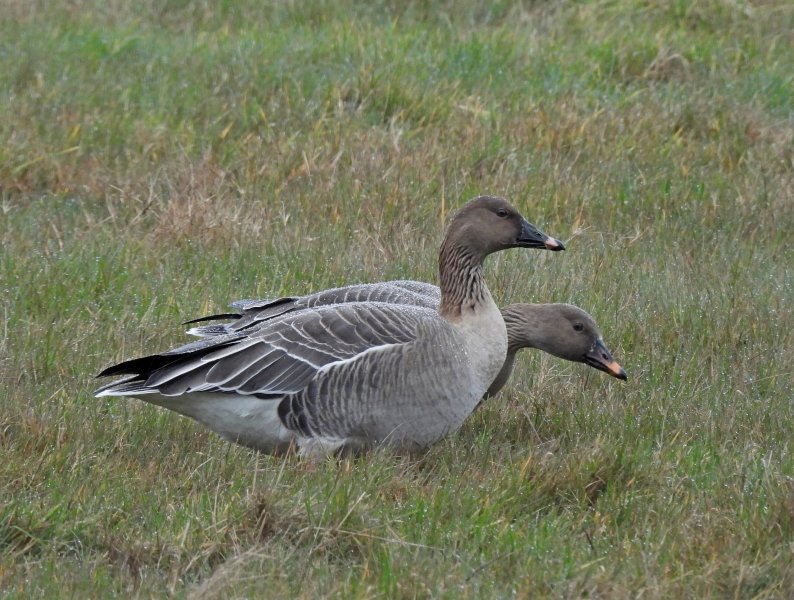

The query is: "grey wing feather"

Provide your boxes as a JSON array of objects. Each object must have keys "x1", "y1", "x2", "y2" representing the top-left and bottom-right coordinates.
[
  {"x1": 188, "y1": 281, "x2": 441, "y2": 338},
  {"x1": 97, "y1": 303, "x2": 434, "y2": 400}
]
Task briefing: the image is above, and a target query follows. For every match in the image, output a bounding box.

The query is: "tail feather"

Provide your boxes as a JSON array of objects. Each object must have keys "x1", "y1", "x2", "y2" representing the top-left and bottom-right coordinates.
[{"x1": 94, "y1": 376, "x2": 157, "y2": 397}]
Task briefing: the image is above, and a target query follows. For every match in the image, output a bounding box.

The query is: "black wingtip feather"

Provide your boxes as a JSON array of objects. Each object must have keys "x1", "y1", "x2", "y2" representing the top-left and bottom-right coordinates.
[
  {"x1": 182, "y1": 313, "x2": 242, "y2": 326},
  {"x1": 96, "y1": 338, "x2": 243, "y2": 380},
  {"x1": 95, "y1": 353, "x2": 180, "y2": 379}
]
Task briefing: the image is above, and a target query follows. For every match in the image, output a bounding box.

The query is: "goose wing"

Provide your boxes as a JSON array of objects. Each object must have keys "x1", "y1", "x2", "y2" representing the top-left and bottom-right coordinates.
[
  {"x1": 187, "y1": 281, "x2": 441, "y2": 337},
  {"x1": 95, "y1": 302, "x2": 435, "y2": 400}
]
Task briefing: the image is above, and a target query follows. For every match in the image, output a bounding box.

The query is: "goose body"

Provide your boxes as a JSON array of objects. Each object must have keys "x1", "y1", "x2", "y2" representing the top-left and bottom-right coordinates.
[
  {"x1": 114, "y1": 302, "x2": 488, "y2": 455},
  {"x1": 95, "y1": 196, "x2": 565, "y2": 458}
]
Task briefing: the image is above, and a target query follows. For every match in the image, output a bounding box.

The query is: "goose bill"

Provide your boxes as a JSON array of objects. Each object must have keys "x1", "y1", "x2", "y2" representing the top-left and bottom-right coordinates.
[
  {"x1": 517, "y1": 219, "x2": 566, "y2": 251},
  {"x1": 583, "y1": 339, "x2": 627, "y2": 380}
]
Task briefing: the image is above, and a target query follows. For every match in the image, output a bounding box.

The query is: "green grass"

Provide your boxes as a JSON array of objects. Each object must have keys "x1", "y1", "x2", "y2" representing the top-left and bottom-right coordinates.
[{"x1": 2, "y1": 0, "x2": 793, "y2": 597}]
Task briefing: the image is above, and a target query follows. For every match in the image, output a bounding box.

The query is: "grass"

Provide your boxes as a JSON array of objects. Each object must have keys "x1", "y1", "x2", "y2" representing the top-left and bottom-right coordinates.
[{"x1": 1, "y1": 0, "x2": 793, "y2": 597}]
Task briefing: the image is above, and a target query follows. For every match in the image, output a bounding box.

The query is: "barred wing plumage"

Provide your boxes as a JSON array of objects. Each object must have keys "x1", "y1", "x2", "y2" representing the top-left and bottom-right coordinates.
[
  {"x1": 186, "y1": 281, "x2": 441, "y2": 337},
  {"x1": 95, "y1": 302, "x2": 436, "y2": 400}
]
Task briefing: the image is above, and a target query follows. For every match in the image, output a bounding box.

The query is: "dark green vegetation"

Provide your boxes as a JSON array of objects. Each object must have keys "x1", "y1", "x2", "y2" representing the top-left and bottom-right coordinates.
[{"x1": 1, "y1": 1, "x2": 792, "y2": 597}]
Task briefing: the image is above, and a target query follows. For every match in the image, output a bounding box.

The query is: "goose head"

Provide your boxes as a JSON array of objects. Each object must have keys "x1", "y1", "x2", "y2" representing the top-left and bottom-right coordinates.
[
  {"x1": 445, "y1": 196, "x2": 565, "y2": 260},
  {"x1": 503, "y1": 303, "x2": 627, "y2": 380}
]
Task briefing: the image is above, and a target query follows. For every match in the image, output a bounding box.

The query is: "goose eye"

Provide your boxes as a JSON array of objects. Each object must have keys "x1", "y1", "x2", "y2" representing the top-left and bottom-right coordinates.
[
  {"x1": 573, "y1": 323, "x2": 584, "y2": 332},
  {"x1": 496, "y1": 208, "x2": 509, "y2": 218}
]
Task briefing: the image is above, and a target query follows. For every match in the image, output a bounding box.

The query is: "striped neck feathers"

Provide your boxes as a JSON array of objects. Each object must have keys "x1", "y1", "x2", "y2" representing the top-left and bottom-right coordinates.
[
  {"x1": 437, "y1": 235, "x2": 488, "y2": 320},
  {"x1": 501, "y1": 304, "x2": 544, "y2": 353}
]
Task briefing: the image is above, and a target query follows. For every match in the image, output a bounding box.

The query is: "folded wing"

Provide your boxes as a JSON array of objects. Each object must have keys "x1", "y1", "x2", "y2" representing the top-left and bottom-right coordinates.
[
  {"x1": 95, "y1": 302, "x2": 434, "y2": 400},
  {"x1": 186, "y1": 280, "x2": 441, "y2": 337}
]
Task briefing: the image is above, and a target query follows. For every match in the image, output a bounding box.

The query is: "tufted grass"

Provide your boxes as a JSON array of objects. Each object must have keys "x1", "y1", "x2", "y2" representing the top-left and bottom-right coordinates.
[{"x1": 1, "y1": 1, "x2": 793, "y2": 597}]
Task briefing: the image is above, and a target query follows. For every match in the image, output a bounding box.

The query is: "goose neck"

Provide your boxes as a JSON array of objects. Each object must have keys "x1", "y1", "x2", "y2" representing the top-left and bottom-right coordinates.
[
  {"x1": 502, "y1": 305, "x2": 541, "y2": 353},
  {"x1": 437, "y1": 239, "x2": 488, "y2": 320}
]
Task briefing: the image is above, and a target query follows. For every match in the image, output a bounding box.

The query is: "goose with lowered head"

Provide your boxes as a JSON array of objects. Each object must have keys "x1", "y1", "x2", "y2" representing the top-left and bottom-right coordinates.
[{"x1": 95, "y1": 196, "x2": 564, "y2": 458}]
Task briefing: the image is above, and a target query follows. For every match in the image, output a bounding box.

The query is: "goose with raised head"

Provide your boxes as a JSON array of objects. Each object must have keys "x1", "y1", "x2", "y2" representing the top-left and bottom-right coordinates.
[
  {"x1": 95, "y1": 196, "x2": 564, "y2": 458},
  {"x1": 188, "y1": 286, "x2": 627, "y2": 397}
]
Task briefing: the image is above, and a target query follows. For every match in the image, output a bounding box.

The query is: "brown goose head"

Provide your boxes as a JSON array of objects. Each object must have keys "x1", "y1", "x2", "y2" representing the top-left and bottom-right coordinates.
[
  {"x1": 443, "y1": 196, "x2": 565, "y2": 261},
  {"x1": 502, "y1": 303, "x2": 627, "y2": 380}
]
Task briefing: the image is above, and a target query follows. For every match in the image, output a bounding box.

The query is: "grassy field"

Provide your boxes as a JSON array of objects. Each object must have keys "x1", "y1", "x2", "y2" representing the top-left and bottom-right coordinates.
[{"x1": 1, "y1": 0, "x2": 793, "y2": 597}]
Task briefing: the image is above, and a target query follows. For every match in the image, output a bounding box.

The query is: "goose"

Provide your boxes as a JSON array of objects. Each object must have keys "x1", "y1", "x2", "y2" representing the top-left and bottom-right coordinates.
[
  {"x1": 95, "y1": 196, "x2": 564, "y2": 458},
  {"x1": 187, "y1": 284, "x2": 627, "y2": 397}
]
